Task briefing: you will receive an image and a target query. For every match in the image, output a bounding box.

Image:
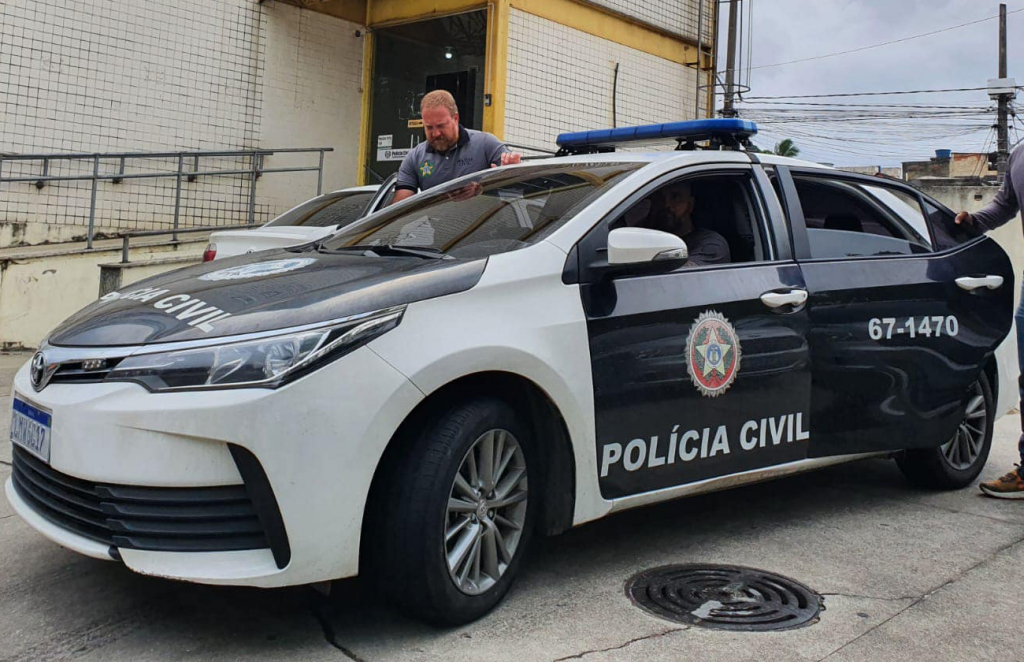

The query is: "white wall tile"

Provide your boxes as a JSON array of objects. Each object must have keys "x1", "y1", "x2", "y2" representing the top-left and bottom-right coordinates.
[
  {"x1": 505, "y1": 9, "x2": 705, "y2": 153},
  {"x1": 586, "y1": 0, "x2": 713, "y2": 42}
]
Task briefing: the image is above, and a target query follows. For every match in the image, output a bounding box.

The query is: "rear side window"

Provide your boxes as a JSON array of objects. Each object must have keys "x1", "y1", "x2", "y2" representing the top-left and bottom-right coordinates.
[
  {"x1": 862, "y1": 186, "x2": 930, "y2": 241},
  {"x1": 265, "y1": 191, "x2": 376, "y2": 229},
  {"x1": 793, "y1": 176, "x2": 932, "y2": 259}
]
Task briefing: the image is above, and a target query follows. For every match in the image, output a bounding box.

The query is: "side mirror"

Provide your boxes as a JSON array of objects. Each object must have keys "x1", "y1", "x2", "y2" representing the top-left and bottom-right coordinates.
[{"x1": 607, "y1": 227, "x2": 688, "y2": 269}]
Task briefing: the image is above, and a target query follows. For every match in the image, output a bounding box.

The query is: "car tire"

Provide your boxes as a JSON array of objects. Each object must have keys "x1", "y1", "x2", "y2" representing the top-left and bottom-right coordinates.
[
  {"x1": 378, "y1": 397, "x2": 536, "y2": 626},
  {"x1": 896, "y1": 372, "x2": 994, "y2": 489}
]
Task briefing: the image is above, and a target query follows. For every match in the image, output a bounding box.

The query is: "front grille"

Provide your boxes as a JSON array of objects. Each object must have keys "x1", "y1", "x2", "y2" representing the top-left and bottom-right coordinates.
[
  {"x1": 48, "y1": 358, "x2": 123, "y2": 385},
  {"x1": 11, "y1": 446, "x2": 270, "y2": 553}
]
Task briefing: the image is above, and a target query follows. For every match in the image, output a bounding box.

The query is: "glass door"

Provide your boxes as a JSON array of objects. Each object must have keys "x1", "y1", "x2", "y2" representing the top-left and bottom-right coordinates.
[{"x1": 367, "y1": 10, "x2": 487, "y2": 183}]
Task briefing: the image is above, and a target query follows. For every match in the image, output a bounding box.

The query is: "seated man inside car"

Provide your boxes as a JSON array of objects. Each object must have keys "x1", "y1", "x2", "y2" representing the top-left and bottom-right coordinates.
[{"x1": 644, "y1": 182, "x2": 731, "y2": 266}]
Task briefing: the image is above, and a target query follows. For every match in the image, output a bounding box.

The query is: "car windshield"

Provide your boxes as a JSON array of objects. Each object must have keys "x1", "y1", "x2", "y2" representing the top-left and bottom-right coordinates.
[
  {"x1": 265, "y1": 190, "x2": 377, "y2": 229},
  {"x1": 319, "y1": 162, "x2": 643, "y2": 259}
]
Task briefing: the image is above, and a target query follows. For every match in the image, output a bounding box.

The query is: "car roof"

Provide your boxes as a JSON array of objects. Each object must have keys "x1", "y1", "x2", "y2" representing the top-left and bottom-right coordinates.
[
  {"x1": 515, "y1": 150, "x2": 833, "y2": 172},
  {"x1": 755, "y1": 153, "x2": 834, "y2": 169}
]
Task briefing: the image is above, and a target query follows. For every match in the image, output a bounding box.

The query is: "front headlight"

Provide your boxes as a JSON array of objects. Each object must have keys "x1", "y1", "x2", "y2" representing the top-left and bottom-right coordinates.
[{"x1": 105, "y1": 307, "x2": 404, "y2": 391}]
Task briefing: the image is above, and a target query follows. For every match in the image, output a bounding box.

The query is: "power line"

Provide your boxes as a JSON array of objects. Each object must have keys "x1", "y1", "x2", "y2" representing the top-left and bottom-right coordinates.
[
  {"x1": 743, "y1": 86, "x2": 1014, "y2": 100},
  {"x1": 749, "y1": 7, "x2": 1024, "y2": 71},
  {"x1": 963, "y1": 128, "x2": 996, "y2": 179},
  {"x1": 743, "y1": 109, "x2": 992, "y2": 117},
  {"x1": 753, "y1": 119, "x2": 995, "y2": 159},
  {"x1": 1013, "y1": 115, "x2": 1024, "y2": 147},
  {"x1": 757, "y1": 124, "x2": 990, "y2": 142},
  {"x1": 741, "y1": 108, "x2": 994, "y2": 123},
  {"x1": 742, "y1": 101, "x2": 993, "y2": 109},
  {"x1": 751, "y1": 119, "x2": 991, "y2": 136}
]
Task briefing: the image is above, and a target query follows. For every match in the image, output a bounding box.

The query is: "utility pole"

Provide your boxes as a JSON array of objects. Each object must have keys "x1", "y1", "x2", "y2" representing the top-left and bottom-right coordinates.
[
  {"x1": 721, "y1": 0, "x2": 740, "y2": 118},
  {"x1": 695, "y1": 0, "x2": 704, "y2": 119},
  {"x1": 996, "y1": 3, "x2": 1010, "y2": 179}
]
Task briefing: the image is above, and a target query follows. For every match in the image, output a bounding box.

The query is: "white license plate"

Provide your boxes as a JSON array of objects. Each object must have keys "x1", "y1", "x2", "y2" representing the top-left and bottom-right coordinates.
[{"x1": 11, "y1": 397, "x2": 52, "y2": 463}]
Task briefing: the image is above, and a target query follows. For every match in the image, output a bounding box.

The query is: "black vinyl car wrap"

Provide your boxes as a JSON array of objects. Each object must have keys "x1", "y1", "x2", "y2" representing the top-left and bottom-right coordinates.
[{"x1": 48, "y1": 249, "x2": 487, "y2": 346}]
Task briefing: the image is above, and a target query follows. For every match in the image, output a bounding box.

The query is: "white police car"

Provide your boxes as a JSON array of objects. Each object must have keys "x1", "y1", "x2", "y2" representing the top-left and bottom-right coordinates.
[{"x1": 7, "y1": 120, "x2": 1013, "y2": 625}]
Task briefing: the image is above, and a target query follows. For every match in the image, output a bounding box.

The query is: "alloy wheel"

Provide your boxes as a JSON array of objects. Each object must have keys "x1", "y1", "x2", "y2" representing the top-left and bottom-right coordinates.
[
  {"x1": 444, "y1": 428, "x2": 529, "y2": 595},
  {"x1": 940, "y1": 381, "x2": 987, "y2": 471}
]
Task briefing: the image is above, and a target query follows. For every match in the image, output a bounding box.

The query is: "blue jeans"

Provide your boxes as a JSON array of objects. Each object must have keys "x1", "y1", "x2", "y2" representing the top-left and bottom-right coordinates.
[{"x1": 1016, "y1": 290, "x2": 1024, "y2": 467}]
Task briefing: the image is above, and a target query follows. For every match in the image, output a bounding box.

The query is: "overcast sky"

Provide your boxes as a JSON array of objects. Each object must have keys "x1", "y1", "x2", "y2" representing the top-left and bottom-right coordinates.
[{"x1": 721, "y1": 0, "x2": 1024, "y2": 166}]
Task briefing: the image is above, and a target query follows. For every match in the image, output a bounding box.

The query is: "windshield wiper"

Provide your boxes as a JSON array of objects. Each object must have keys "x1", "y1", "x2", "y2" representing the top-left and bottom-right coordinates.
[{"x1": 318, "y1": 243, "x2": 450, "y2": 259}]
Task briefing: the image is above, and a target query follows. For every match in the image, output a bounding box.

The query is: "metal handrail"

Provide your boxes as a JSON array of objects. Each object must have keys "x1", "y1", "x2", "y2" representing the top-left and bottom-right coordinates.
[
  {"x1": 0, "y1": 147, "x2": 329, "y2": 160},
  {"x1": 0, "y1": 147, "x2": 333, "y2": 250},
  {"x1": 504, "y1": 142, "x2": 558, "y2": 157},
  {"x1": 119, "y1": 224, "x2": 254, "y2": 264}
]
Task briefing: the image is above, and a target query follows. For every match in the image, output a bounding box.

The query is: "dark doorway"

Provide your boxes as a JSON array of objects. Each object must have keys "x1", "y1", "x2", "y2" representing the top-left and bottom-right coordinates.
[
  {"x1": 366, "y1": 10, "x2": 487, "y2": 183},
  {"x1": 425, "y1": 70, "x2": 477, "y2": 132}
]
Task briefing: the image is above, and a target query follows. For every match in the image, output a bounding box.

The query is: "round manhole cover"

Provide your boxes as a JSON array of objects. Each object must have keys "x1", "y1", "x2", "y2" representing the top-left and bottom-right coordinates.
[{"x1": 626, "y1": 564, "x2": 823, "y2": 631}]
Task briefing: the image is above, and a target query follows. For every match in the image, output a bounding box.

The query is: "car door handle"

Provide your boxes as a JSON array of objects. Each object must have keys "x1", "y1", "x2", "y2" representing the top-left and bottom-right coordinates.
[
  {"x1": 760, "y1": 289, "x2": 808, "y2": 308},
  {"x1": 956, "y1": 275, "x2": 1004, "y2": 291}
]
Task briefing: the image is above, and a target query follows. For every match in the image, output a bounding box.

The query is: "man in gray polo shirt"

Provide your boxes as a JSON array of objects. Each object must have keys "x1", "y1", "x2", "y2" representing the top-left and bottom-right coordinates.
[
  {"x1": 391, "y1": 90, "x2": 521, "y2": 205},
  {"x1": 956, "y1": 145, "x2": 1024, "y2": 498}
]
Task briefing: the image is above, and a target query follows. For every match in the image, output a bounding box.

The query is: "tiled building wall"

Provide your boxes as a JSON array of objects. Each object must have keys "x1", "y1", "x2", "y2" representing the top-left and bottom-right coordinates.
[
  {"x1": 587, "y1": 0, "x2": 713, "y2": 43},
  {"x1": 505, "y1": 9, "x2": 704, "y2": 153},
  {"x1": 0, "y1": 0, "x2": 363, "y2": 245},
  {"x1": 258, "y1": 2, "x2": 365, "y2": 213}
]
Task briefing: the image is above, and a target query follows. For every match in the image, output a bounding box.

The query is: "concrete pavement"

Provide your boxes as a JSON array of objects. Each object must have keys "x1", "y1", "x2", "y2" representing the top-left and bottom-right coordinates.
[{"x1": 1, "y1": 348, "x2": 1022, "y2": 661}]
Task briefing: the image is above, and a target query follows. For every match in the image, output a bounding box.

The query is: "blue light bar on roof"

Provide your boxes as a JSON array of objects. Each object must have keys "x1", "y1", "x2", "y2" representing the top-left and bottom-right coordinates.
[{"x1": 556, "y1": 119, "x2": 758, "y2": 148}]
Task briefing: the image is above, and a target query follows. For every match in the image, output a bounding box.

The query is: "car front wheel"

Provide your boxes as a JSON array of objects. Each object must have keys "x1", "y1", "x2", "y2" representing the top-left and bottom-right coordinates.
[
  {"x1": 378, "y1": 397, "x2": 535, "y2": 625},
  {"x1": 896, "y1": 372, "x2": 994, "y2": 489}
]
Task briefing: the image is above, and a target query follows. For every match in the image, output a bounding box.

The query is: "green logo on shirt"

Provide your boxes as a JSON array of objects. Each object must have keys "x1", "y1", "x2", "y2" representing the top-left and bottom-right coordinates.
[{"x1": 419, "y1": 161, "x2": 435, "y2": 177}]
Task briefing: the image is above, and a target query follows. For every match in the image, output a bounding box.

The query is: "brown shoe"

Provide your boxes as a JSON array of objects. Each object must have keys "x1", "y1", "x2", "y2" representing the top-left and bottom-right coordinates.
[{"x1": 980, "y1": 467, "x2": 1024, "y2": 499}]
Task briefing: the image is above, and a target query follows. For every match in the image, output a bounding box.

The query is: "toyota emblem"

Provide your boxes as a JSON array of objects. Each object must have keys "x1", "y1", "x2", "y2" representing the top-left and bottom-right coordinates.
[{"x1": 30, "y1": 352, "x2": 47, "y2": 391}]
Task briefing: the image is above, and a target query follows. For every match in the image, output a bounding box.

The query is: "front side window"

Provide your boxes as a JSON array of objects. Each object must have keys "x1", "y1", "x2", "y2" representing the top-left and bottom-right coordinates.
[
  {"x1": 610, "y1": 171, "x2": 770, "y2": 266},
  {"x1": 793, "y1": 176, "x2": 932, "y2": 259},
  {"x1": 321, "y1": 163, "x2": 643, "y2": 260},
  {"x1": 265, "y1": 191, "x2": 377, "y2": 229}
]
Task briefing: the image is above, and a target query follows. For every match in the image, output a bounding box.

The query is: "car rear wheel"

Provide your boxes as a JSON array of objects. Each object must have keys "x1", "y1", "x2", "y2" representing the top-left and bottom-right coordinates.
[
  {"x1": 896, "y1": 372, "x2": 994, "y2": 489},
  {"x1": 378, "y1": 397, "x2": 535, "y2": 625}
]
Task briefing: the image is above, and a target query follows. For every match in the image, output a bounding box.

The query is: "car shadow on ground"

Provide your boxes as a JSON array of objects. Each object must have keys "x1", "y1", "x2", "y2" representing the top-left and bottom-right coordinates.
[
  {"x1": 318, "y1": 457, "x2": 925, "y2": 622},
  {"x1": 3, "y1": 454, "x2": 1010, "y2": 660}
]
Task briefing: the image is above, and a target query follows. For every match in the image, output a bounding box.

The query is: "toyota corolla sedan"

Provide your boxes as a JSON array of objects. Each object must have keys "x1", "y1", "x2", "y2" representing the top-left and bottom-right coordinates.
[{"x1": 7, "y1": 120, "x2": 1013, "y2": 626}]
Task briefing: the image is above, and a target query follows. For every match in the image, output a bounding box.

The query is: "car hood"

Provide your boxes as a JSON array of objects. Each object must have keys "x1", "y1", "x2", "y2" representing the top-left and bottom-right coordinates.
[{"x1": 48, "y1": 249, "x2": 486, "y2": 347}]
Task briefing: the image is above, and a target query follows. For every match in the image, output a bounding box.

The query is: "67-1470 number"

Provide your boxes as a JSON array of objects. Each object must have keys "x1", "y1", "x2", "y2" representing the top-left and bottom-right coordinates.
[{"x1": 869, "y1": 316, "x2": 959, "y2": 340}]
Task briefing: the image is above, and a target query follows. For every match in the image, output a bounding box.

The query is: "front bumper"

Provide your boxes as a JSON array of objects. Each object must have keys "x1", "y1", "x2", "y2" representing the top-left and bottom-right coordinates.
[{"x1": 6, "y1": 345, "x2": 422, "y2": 587}]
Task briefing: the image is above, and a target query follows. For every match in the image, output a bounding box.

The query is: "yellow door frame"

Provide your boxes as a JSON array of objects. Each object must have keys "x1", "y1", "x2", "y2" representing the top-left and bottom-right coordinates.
[
  {"x1": 483, "y1": 0, "x2": 510, "y2": 140},
  {"x1": 356, "y1": 28, "x2": 375, "y2": 186}
]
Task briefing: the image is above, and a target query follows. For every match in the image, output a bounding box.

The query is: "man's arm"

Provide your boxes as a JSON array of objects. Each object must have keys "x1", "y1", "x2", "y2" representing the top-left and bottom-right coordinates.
[
  {"x1": 391, "y1": 152, "x2": 420, "y2": 206},
  {"x1": 957, "y1": 150, "x2": 1019, "y2": 229},
  {"x1": 483, "y1": 133, "x2": 522, "y2": 167},
  {"x1": 391, "y1": 188, "x2": 415, "y2": 205},
  {"x1": 685, "y1": 231, "x2": 732, "y2": 267}
]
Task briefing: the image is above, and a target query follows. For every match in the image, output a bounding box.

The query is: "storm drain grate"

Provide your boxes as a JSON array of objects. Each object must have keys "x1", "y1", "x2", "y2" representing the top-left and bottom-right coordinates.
[{"x1": 626, "y1": 564, "x2": 823, "y2": 631}]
